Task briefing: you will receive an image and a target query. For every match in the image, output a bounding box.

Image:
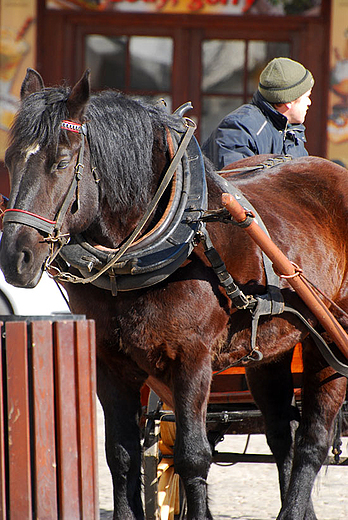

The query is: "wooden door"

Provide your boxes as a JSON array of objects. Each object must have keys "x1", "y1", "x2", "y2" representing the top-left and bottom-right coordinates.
[{"x1": 37, "y1": 7, "x2": 330, "y2": 155}]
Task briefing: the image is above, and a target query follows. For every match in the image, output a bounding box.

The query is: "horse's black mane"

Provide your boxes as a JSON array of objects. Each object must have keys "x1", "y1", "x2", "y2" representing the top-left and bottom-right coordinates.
[
  {"x1": 8, "y1": 87, "x2": 70, "y2": 157},
  {"x1": 85, "y1": 91, "x2": 185, "y2": 211},
  {"x1": 8, "y1": 86, "x2": 186, "y2": 212}
]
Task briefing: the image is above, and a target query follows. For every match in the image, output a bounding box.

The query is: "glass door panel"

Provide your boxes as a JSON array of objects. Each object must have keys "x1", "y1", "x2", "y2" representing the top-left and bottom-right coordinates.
[
  {"x1": 202, "y1": 40, "x2": 245, "y2": 94},
  {"x1": 129, "y1": 36, "x2": 172, "y2": 92},
  {"x1": 85, "y1": 35, "x2": 127, "y2": 91},
  {"x1": 85, "y1": 34, "x2": 173, "y2": 108}
]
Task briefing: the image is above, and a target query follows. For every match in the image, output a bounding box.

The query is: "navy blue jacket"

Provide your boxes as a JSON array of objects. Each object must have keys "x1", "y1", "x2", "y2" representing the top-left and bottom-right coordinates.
[{"x1": 202, "y1": 91, "x2": 308, "y2": 169}]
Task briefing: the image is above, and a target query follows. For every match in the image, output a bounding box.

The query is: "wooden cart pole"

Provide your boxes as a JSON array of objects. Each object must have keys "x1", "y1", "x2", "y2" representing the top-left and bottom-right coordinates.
[{"x1": 221, "y1": 192, "x2": 348, "y2": 360}]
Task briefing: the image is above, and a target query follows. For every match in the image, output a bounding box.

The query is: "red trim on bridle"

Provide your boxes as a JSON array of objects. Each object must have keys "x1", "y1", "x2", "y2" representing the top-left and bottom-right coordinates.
[
  {"x1": 61, "y1": 120, "x2": 83, "y2": 134},
  {"x1": 3, "y1": 208, "x2": 56, "y2": 226}
]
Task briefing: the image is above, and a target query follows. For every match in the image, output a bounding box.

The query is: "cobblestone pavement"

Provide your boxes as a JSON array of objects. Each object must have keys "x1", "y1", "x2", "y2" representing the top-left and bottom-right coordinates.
[{"x1": 97, "y1": 400, "x2": 348, "y2": 520}]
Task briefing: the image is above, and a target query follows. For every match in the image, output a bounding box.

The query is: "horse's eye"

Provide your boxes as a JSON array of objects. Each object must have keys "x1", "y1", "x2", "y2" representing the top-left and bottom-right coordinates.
[{"x1": 57, "y1": 159, "x2": 70, "y2": 170}]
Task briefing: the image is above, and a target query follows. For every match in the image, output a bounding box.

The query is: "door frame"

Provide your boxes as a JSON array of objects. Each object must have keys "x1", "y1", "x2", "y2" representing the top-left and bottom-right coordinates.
[{"x1": 37, "y1": 2, "x2": 331, "y2": 155}]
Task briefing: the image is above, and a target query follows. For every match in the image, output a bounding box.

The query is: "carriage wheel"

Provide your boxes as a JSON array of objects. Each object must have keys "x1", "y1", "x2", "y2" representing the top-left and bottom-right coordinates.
[{"x1": 143, "y1": 391, "x2": 187, "y2": 520}]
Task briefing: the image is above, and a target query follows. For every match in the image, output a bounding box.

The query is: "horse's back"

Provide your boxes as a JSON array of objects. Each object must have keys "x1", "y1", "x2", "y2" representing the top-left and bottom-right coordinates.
[
  {"x1": 220, "y1": 155, "x2": 348, "y2": 217},
  {"x1": 206, "y1": 155, "x2": 348, "y2": 296}
]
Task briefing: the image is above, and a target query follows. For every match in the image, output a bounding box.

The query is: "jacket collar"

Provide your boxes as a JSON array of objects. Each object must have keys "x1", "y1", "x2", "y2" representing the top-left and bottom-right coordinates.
[
  {"x1": 252, "y1": 91, "x2": 288, "y2": 131},
  {"x1": 252, "y1": 91, "x2": 307, "y2": 141}
]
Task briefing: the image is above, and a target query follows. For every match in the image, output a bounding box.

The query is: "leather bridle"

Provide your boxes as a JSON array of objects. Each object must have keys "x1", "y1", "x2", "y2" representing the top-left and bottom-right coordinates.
[{"x1": 3, "y1": 120, "x2": 90, "y2": 265}]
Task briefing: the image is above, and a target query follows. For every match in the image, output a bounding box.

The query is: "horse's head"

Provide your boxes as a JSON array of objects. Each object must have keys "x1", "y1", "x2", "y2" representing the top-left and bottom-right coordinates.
[
  {"x1": 0, "y1": 69, "x2": 100, "y2": 287},
  {"x1": 0, "y1": 69, "x2": 187, "y2": 289}
]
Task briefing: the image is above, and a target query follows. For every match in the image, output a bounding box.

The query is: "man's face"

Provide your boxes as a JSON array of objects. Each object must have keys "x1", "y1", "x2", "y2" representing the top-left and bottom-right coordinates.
[{"x1": 286, "y1": 89, "x2": 312, "y2": 124}]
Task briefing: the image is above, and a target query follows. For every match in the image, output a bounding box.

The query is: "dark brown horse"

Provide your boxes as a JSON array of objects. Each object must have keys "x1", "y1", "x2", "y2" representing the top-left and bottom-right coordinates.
[{"x1": 1, "y1": 68, "x2": 348, "y2": 520}]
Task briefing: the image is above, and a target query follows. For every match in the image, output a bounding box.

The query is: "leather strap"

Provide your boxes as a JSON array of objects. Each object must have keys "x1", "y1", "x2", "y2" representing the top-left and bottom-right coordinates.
[
  {"x1": 283, "y1": 305, "x2": 348, "y2": 377},
  {"x1": 3, "y1": 209, "x2": 56, "y2": 235}
]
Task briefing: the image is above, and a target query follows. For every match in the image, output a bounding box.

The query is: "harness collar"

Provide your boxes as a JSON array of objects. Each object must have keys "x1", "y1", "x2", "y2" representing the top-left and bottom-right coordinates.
[{"x1": 57, "y1": 124, "x2": 208, "y2": 293}]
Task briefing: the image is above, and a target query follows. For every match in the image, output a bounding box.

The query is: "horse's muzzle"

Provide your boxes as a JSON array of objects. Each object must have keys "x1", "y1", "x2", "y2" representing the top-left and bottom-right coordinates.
[{"x1": 0, "y1": 226, "x2": 46, "y2": 288}]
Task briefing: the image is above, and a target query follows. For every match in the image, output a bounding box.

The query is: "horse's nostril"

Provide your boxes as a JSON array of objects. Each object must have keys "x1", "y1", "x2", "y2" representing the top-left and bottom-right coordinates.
[
  {"x1": 17, "y1": 248, "x2": 33, "y2": 273},
  {"x1": 22, "y1": 249, "x2": 32, "y2": 265}
]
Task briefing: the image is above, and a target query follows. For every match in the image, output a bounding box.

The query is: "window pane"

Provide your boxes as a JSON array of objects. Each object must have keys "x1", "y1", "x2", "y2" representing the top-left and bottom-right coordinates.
[
  {"x1": 201, "y1": 96, "x2": 243, "y2": 143},
  {"x1": 202, "y1": 40, "x2": 245, "y2": 94},
  {"x1": 130, "y1": 36, "x2": 173, "y2": 91},
  {"x1": 85, "y1": 35, "x2": 127, "y2": 90},
  {"x1": 247, "y1": 41, "x2": 291, "y2": 94}
]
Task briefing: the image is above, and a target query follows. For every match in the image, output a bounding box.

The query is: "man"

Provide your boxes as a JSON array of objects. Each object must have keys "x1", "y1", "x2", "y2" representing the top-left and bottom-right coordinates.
[{"x1": 202, "y1": 57, "x2": 314, "y2": 169}]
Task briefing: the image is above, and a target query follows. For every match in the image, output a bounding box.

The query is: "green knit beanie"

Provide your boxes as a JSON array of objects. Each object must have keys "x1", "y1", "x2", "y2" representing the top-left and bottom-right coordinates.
[{"x1": 258, "y1": 57, "x2": 314, "y2": 104}]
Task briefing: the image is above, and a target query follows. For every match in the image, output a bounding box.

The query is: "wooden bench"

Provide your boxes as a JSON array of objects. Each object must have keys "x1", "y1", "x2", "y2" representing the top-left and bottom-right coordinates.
[{"x1": 0, "y1": 316, "x2": 98, "y2": 520}]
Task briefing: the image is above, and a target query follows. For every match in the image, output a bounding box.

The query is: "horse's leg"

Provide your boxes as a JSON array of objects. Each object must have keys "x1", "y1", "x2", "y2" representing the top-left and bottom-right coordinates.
[
  {"x1": 245, "y1": 351, "x2": 299, "y2": 506},
  {"x1": 274, "y1": 336, "x2": 347, "y2": 520},
  {"x1": 172, "y1": 353, "x2": 213, "y2": 520},
  {"x1": 97, "y1": 355, "x2": 145, "y2": 520}
]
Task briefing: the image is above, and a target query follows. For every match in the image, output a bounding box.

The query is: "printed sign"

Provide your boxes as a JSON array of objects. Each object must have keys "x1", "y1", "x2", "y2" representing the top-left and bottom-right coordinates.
[
  {"x1": 46, "y1": 0, "x2": 322, "y2": 16},
  {"x1": 0, "y1": 0, "x2": 36, "y2": 161},
  {"x1": 327, "y1": 1, "x2": 348, "y2": 167}
]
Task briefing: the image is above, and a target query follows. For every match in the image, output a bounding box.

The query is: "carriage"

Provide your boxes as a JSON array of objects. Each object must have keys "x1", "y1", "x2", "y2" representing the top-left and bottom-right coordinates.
[
  {"x1": 2, "y1": 68, "x2": 348, "y2": 520},
  {"x1": 141, "y1": 341, "x2": 348, "y2": 519}
]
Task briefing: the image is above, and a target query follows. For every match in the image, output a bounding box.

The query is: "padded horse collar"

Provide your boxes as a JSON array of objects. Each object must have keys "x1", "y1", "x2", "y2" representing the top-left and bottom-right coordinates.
[{"x1": 56, "y1": 122, "x2": 208, "y2": 294}]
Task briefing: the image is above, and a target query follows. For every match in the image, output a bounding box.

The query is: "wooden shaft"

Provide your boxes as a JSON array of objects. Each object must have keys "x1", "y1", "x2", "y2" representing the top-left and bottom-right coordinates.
[{"x1": 221, "y1": 193, "x2": 348, "y2": 360}]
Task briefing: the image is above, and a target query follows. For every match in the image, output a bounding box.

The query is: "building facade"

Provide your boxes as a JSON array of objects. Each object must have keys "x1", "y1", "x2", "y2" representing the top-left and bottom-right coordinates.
[{"x1": 1, "y1": 0, "x2": 347, "y2": 194}]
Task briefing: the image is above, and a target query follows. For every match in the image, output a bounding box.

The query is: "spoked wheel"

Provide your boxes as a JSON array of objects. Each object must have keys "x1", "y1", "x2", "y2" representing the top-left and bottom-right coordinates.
[{"x1": 143, "y1": 391, "x2": 187, "y2": 520}]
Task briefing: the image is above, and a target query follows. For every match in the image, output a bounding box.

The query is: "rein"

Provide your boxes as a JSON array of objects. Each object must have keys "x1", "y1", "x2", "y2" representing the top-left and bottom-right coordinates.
[{"x1": 215, "y1": 155, "x2": 293, "y2": 175}]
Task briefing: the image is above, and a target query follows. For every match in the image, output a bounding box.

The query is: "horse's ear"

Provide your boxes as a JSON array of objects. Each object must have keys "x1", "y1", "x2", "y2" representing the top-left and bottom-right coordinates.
[
  {"x1": 67, "y1": 69, "x2": 91, "y2": 121},
  {"x1": 20, "y1": 68, "x2": 44, "y2": 100}
]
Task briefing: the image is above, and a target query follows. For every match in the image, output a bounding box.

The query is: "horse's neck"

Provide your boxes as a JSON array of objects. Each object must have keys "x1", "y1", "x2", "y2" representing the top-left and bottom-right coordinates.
[{"x1": 85, "y1": 199, "x2": 147, "y2": 250}]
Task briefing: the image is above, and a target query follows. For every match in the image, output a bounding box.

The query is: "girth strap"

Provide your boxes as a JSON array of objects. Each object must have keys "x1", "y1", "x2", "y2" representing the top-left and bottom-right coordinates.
[
  {"x1": 208, "y1": 170, "x2": 284, "y2": 316},
  {"x1": 199, "y1": 228, "x2": 255, "y2": 311},
  {"x1": 200, "y1": 227, "x2": 273, "y2": 364},
  {"x1": 199, "y1": 171, "x2": 285, "y2": 366}
]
